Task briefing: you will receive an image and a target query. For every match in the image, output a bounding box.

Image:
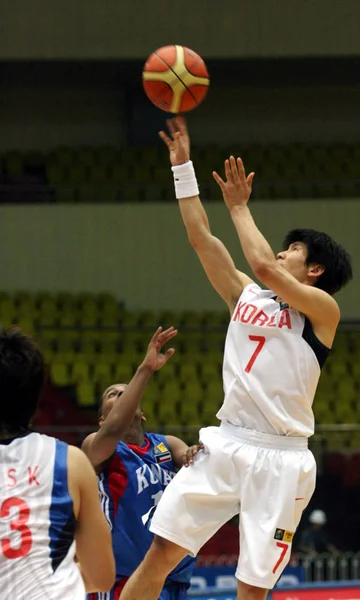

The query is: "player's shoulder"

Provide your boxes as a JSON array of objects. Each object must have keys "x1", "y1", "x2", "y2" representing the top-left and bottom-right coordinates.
[
  {"x1": 68, "y1": 444, "x2": 98, "y2": 483},
  {"x1": 81, "y1": 431, "x2": 97, "y2": 455},
  {"x1": 146, "y1": 431, "x2": 167, "y2": 447},
  {"x1": 69, "y1": 443, "x2": 101, "y2": 471},
  {"x1": 237, "y1": 282, "x2": 267, "y2": 302}
]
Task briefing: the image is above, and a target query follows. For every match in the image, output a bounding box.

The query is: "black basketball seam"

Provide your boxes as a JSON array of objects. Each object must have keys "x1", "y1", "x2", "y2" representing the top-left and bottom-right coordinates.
[{"x1": 154, "y1": 46, "x2": 199, "y2": 107}]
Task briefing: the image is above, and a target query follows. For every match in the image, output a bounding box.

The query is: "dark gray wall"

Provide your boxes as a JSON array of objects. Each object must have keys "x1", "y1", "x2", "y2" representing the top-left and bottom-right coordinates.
[
  {"x1": 0, "y1": 202, "x2": 357, "y2": 317},
  {"x1": 1, "y1": 0, "x2": 360, "y2": 59}
]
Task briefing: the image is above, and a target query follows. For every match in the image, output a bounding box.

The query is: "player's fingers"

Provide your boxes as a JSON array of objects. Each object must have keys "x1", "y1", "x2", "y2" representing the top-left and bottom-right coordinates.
[
  {"x1": 247, "y1": 172, "x2": 255, "y2": 188},
  {"x1": 150, "y1": 326, "x2": 163, "y2": 345},
  {"x1": 224, "y1": 159, "x2": 232, "y2": 181},
  {"x1": 183, "y1": 448, "x2": 193, "y2": 467},
  {"x1": 193, "y1": 443, "x2": 204, "y2": 454},
  {"x1": 229, "y1": 156, "x2": 240, "y2": 182},
  {"x1": 158, "y1": 329, "x2": 177, "y2": 348},
  {"x1": 158, "y1": 326, "x2": 176, "y2": 339},
  {"x1": 163, "y1": 348, "x2": 176, "y2": 363},
  {"x1": 166, "y1": 118, "x2": 178, "y2": 137},
  {"x1": 158, "y1": 131, "x2": 173, "y2": 147},
  {"x1": 236, "y1": 157, "x2": 246, "y2": 181},
  {"x1": 176, "y1": 115, "x2": 188, "y2": 135},
  {"x1": 212, "y1": 171, "x2": 225, "y2": 188}
]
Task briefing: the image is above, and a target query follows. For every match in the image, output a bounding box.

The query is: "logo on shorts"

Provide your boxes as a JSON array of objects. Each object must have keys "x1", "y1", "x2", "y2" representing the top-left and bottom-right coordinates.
[
  {"x1": 153, "y1": 442, "x2": 172, "y2": 464},
  {"x1": 274, "y1": 528, "x2": 294, "y2": 543}
]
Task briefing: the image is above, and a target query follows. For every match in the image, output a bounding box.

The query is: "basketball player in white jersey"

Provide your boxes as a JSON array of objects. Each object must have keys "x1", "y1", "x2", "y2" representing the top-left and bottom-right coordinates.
[
  {"x1": 0, "y1": 326, "x2": 115, "y2": 599},
  {"x1": 121, "y1": 118, "x2": 352, "y2": 600}
]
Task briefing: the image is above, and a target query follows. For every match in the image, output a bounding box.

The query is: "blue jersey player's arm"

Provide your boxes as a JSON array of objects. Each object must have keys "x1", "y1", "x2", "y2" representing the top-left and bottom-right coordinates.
[
  {"x1": 82, "y1": 327, "x2": 177, "y2": 473},
  {"x1": 165, "y1": 435, "x2": 204, "y2": 469}
]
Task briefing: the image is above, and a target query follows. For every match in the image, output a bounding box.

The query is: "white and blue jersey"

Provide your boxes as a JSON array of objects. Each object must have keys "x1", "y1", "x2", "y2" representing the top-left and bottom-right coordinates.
[
  {"x1": 0, "y1": 431, "x2": 84, "y2": 600},
  {"x1": 88, "y1": 432, "x2": 194, "y2": 600}
]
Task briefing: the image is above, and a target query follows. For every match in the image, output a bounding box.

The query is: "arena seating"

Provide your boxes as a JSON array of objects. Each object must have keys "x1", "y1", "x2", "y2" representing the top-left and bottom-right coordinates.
[
  {"x1": 1, "y1": 143, "x2": 360, "y2": 202},
  {"x1": 0, "y1": 291, "x2": 360, "y2": 454}
]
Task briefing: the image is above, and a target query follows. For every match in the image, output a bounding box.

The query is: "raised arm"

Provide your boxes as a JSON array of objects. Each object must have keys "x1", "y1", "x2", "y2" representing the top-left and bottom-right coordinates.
[
  {"x1": 82, "y1": 327, "x2": 177, "y2": 472},
  {"x1": 213, "y1": 156, "x2": 340, "y2": 346},
  {"x1": 159, "y1": 117, "x2": 253, "y2": 312}
]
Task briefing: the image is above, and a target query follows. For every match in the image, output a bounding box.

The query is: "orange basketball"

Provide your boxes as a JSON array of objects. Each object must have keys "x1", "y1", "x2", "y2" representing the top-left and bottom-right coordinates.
[{"x1": 142, "y1": 45, "x2": 210, "y2": 113}]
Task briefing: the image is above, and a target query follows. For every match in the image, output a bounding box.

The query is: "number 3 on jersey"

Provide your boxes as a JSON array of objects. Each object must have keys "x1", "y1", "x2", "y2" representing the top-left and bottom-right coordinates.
[
  {"x1": 245, "y1": 335, "x2": 266, "y2": 373},
  {"x1": 1, "y1": 497, "x2": 32, "y2": 559}
]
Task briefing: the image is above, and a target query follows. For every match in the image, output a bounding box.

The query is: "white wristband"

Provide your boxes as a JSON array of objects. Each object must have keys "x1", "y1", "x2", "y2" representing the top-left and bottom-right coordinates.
[{"x1": 171, "y1": 161, "x2": 199, "y2": 199}]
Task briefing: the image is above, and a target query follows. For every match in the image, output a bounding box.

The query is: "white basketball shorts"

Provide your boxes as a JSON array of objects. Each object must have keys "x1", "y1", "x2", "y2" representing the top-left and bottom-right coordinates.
[{"x1": 150, "y1": 421, "x2": 316, "y2": 589}]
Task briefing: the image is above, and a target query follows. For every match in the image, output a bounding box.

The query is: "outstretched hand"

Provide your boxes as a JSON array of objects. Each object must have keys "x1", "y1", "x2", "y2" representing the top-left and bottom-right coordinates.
[
  {"x1": 183, "y1": 443, "x2": 205, "y2": 467},
  {"x1": 142, "y1": 326, "x2": 177, "y2": 372},
  {"x1": 213, "y1": 156, "x2": 255, "y2": 212},
  {"x1": 158, "y1": 116, "x2": 190, "y2": 166}
]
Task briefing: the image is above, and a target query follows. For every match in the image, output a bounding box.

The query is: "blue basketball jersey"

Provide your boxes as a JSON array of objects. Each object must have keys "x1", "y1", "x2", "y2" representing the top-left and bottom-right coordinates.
[{"x1": 97, "y1": 433, "x2": 195, "y2": 585}]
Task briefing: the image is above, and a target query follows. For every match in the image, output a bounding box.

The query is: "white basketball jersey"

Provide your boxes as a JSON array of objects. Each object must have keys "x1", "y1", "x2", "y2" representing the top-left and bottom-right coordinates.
[
  {"x1": 217, "y1": 283, "x2": 328, "y2": 437},
  {"x1": 0, "y1": 432, "x2": 85, "y2": 600}
]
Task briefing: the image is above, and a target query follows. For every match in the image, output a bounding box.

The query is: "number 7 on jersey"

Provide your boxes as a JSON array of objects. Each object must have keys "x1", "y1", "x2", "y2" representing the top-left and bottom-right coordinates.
[{"x1": 245, "y1": 335, "x2": 266, "y2": 373}]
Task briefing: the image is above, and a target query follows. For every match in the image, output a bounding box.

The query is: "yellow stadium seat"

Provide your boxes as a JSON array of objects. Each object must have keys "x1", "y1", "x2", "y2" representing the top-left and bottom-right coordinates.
[
  {"x1": 142, "y1": 381, "x2": 160, "y2": 428},
  {"x1": 50, "y1": 361, "x2": 71, "y2": 387},
  {"x1": 183, "y1": 381, "x2": 203, "y2": 404},
  {"x1": 201, "y1": 401, "x2": 219, "y2": 426},
  {"x1": 178, "y1": 363, "x2": 198, "y2": 383},
  {"x1": 156, "y1": 393, "x2": 178, "y2": 424},
  {"x1": 330, "y1": 360, "x2": 349, "y2": 378},
  {"x1": 97, "y1": 338, "x2": 118, "y2": 356},
  {"x1": 180, "y1": 399, "x2": 201, "y2": 425},
  {"x1": 76, "y1": 382, "x2": 96, "y2": 408},
  {"x1": 203, "y1": 380, "x2": 224, "y2": 414},
  {"x1": 159, "y1": 382, "x2": 181, "y2": 406},
  {"x1": 93, "y1": 362, "x2": 113, "y2": 384},
  {"x1": 58, "y1": 312, "x2": 78, "y2": 327},
  {"x1": 72, "y1": 360, "x2": 90, "y2": 383},
  {"x1": 16, "y1": 318, "x2": 35, "y2": 337},
  {"x1": 154, "y1": 363, "x2": 177, "y2": 386},
  {"x1": 200, "y1": 362, "x2": 220, "y2": 383},
  {"x1": 113, "y1": 363, "x2": 134, "y2": 383},
  {"x1": 313, "y1": 405, "x2": 330, "y2": 424}
]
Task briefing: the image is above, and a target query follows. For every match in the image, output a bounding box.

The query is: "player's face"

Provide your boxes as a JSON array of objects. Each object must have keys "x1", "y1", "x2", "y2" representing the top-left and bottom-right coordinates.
[
  {"x1": 100, "y1": 383, "x2": 145, "y2": 424},
  {"x1": 276, "y1": 242, "x2": 310, "y2": 282}
]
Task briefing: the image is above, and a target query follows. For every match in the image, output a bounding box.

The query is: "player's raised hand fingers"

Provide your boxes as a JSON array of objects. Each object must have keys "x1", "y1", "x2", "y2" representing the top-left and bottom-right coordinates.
[
  {"x1": 176, "y1": 116, "x2": 188, "y2": 135},
  {"x1": 158, "y1": 130, "x2": 173, "y2": 148},
  {"x1": 162, "y1": 348, "x2": 176, "y2": 363},
  {"x1": 149, "y1": 326, "x2": 163, "y2": 346},
  {"x1": 236, "y1": 157, "x2": 246, "y2": 181},
  {"x1": 246, "y1": 172, "x2": 255, "y2": 189},
  {"x1": 158, "y1": 327, "x2": 178, "y2": 347},
  {"x1": 166, "y1": 118, "x2": 178, "y2": 138},
  {"x1": 224, "y1": 159, "x2": 232, "y2": 182},
  {"x1": 212, "y1": 171, "x2": 225, "y2": 189},
  {"x1": 229, "y1": 156, "x2": 240, "y2": 182}
]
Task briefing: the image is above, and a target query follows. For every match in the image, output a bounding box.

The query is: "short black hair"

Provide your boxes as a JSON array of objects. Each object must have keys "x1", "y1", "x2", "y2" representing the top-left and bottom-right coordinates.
[
  {"x1": 0, "y1": 327, "x2": 45, "y2": 433},
  {"x1": 283, "y1": 229, "x2": 352, "y2": 296}
]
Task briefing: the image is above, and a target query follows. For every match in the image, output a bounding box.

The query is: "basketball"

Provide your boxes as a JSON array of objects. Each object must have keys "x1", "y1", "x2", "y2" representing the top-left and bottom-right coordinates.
[{"x1": 142, "y1": 45, "x2": 210, "y2": 114}]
